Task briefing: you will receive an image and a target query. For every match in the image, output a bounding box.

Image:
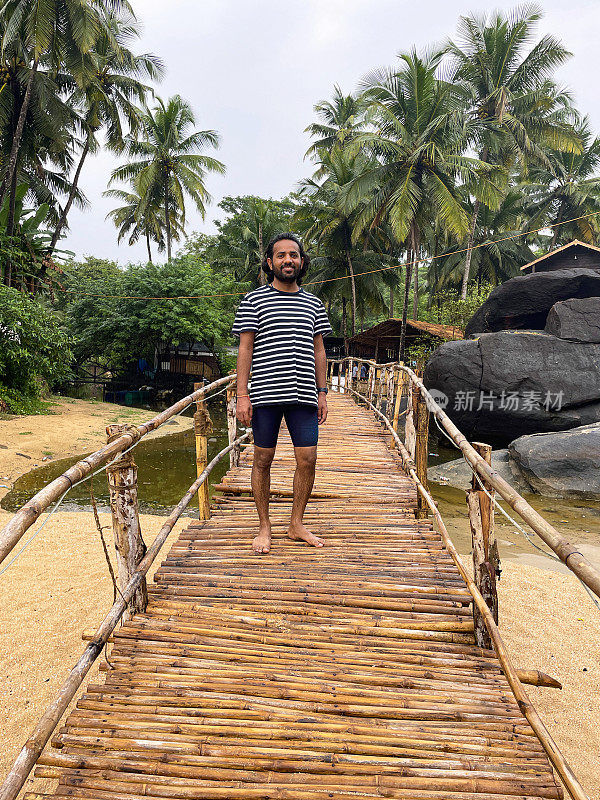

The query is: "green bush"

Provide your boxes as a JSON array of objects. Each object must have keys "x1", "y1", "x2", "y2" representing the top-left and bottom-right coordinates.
[{"x1": 0, "y1": 286, "x2": 72, "y2": 407}]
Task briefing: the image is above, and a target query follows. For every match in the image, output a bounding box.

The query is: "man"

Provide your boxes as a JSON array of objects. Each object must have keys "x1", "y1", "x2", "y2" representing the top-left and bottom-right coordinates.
[{"x1": 232, "y1": 232, "x2": 332, "y2": 554}]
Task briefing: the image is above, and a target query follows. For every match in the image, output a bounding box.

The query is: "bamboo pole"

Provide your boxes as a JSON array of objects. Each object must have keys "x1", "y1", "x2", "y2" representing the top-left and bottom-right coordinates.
[
  {"x1": 468, "y1": 442, "x2": 499, "y2": 648},
  {"x1": 194, "y1": 383, "x2": 212, "y2": 520},
  {"x1": 226, "y1": 383, "x2": 240, "y2": 469},
  {"x1": 401, "y1": 367, "x2": 600, "y2": 602},
  {"x1": 347, "y1": 357, "x2": 354, "y2": 393},
  {"x1": 0, "y1": 373, "x2": 235, "y2": 565},
  {"x1": 345, "y1": 384, "x2": 588, "y2": 800},
  {"x1": 367, "y1": 364, "x2": 376, "y2": 404},
  {"x1": 105, "y1": 424, "x2": 147, "y2": 620},
  {"x1": 405, "y1": 380, "x2": 416, "y2": 459},
  {"x1": 0, "y1": 431, "x2": 250, "y2": 800},
  {"x1": 414, "y1": 388, "x2": 430, "y2": 520},
  {"x1": 390, "y1": 364, "x2": 404, "y2": 449}
]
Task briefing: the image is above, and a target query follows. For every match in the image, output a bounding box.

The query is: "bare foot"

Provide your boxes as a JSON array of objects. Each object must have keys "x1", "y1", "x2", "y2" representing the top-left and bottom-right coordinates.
[
  {"x1": 287, "y1": 521, "x2": 324, "y2": 547},
  {"x1": 252, "y1": 524, "x2": 272, "y2": 554}
]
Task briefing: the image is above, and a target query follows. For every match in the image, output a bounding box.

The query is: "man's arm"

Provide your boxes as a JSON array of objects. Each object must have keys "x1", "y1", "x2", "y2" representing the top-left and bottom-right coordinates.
[
  {"x1": 236, "y1": 330, "x2": 254, "y2": 426},
  {"x1": 314, "y1": 334, "x2": 328, "y2": 425}
]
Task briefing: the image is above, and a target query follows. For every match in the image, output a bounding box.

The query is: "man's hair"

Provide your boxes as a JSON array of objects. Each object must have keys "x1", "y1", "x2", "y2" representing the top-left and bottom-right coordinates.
[{"x1": 262, "y1": 232, "x2": 310, "y2": 285}]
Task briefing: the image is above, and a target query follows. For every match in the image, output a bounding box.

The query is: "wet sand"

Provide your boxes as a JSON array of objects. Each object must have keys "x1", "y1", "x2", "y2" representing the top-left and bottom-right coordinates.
[{"x1": 0, "y1": 506, "x2": 598, "y2": 798}]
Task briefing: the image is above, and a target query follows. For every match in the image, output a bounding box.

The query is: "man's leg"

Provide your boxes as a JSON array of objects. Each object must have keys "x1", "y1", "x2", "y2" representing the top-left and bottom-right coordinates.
[
  {"x1": 287, "y1": 445, "x2": 323, "y2": 546},
  {"x1": 251, "y1": 445, "x2": 276, "y2": 553}
]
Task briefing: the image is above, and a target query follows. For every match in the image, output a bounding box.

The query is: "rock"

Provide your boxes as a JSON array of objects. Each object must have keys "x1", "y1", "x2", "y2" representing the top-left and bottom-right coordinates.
[
  {"x1": 508, "y1": 423, "x2": 600, "y2": 498},
  {"x1": 465, "y1": 268, "x2": 600, "y2": 336},
  {"x1": 428, "y1": 449, "x2": 528, "y2": 492},
  {"x1": 544, "y1": 298, "x2": 600, "y2": 342},
  {"x1": 423, "y1": 331, "x2": 600, "y2": 444}
]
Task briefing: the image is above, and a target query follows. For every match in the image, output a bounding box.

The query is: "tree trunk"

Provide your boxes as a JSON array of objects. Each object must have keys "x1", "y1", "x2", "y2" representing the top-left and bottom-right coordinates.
[
  {"x1": 399, "y1": 224, "x2": 418, "y2": 362},
  {"x1": 0, "y1": 57, "x2": 39, "y2": 208},
  {"x1": 412, "y1": 259, "x2": 419, "y2": 320},
  {"x1": 146, "y1": 229, "x2": 153, "y2": 263},
  {"x1": 342, "y1": 297, "x2": 348, "y2": 354},
  {"x1": 50, "y1": 136, "x2": 91, "y2": 252},
  {"x1": 460, "y1": 198, "x2": 480, "y2": 300},
  {"x1": 6, "y1": 156, "x2": 18, "y2": 238},
  {"x1": 164, "y1": 172, "x2": 172, "y2": 262},
  {"x1": 344, "y1": 239, "x2": 357, "y2": 335},
  {"x1": 258, "y1": 221, "x2": 266, "y2": 286}
]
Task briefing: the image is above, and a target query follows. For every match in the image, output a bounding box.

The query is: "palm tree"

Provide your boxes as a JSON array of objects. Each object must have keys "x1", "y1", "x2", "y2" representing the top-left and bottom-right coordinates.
[
  {"x1": 345, "y1": 50, "x2": 486, "y2": 359},
  {"x1": 0, "y1": 39, "x2": 82, "y2": 236},
  {"x1": 109, "y1": 95, "x2": 225, "y2": 260},
  {"x1": 104, "y1": 183, "x2": 183, "y2": 262},
  {"x1": 428, "y1": 191, "x2": 535, "y2": 293},
  {"x1": 445, "y1": 5, "x2": 577, "y2": 297},
  {"x1": 50, "y1": 10, "x2": 163, "y2": 251},
  {"x1": 211, "y1": 196, "x2": 295, "y2": 286},
  {"x1": 297, "y1": 147, "x2": 399, "y2": 336},
  {"x1": 304, "y1": 85, "x2": 367, "y2": 161},
  {"x1": 0, "y1": 0, "x2": 130, "y2": 208},
  {"x1": 522, "y1": 119, "x2": 600, "y2": 246}
]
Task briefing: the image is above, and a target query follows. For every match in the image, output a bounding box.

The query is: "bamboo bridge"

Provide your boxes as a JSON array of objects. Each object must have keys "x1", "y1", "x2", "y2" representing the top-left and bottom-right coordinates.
[{"x1": 1, "y1": 363, "x2": 599, "y2": 800}]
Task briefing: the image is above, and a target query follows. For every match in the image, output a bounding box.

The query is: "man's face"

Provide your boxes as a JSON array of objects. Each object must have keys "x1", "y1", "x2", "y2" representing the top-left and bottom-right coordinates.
[{"x1": 268, "y1": 239, "x2": 303, "y2": 284}]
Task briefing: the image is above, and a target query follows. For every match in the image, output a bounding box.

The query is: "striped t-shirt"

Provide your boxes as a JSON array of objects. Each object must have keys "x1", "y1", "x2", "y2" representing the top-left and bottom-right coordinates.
[{"x1": 232, "y1": 283, "x2": 333, "y2": 407}]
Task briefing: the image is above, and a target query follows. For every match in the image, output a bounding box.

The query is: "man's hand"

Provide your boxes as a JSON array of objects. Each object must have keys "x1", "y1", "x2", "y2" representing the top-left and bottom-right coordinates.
[
  {"x1": 236, "y1": 396, "x2": 253, "y2": 427},
  {"x1": 317, "y1": 393, "x2": 328, "y2": 425}
]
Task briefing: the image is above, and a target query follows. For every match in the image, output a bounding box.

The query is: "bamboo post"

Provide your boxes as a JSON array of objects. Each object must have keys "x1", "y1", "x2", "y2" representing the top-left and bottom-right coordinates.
[
  {"x1": 226, "y1": 383, "x2": 240, "y2": 468},
  {"x1": 468, "y1": 441, "x2": 499, "y2": 648},
  {"x1": 404, "y1": 380, "x2": 416, "y2": 459},
  {"x1": 367, "y1": 364, "x2": 376, "y2": 403},
  {"x1": 376, "y1": 366, "x2": 386, "y2": 410},
  {"x1": 193, "y1": 382, "x2": 212, "y2": 520},
  {"x1": 105, "y1": 424, "x2": 147, "y2": 620},
  {"x1": 390, "y1": 364, "x2": 404, "y2": 449},
  {"x1": 347, "y1": 357, "x2": 354, "y2": 392},
  {"x1": 413, "y1": 387, "x2": 430, "y2": 520},
  {"x1": 385, "y1": 366, "x2": 394, "y2": 418}
]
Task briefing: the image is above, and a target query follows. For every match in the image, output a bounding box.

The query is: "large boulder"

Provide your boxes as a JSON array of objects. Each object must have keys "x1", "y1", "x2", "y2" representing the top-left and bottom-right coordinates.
[
  {"x1": 508, "y1": 423, "x2": 600, "y2": 498},
  {"x1": 428, "y1": 449, "x2": 528, "y2": 493},
  {"x1": 465, "y1": 268, "x2": 600, "y2": 336},
  {"x1": 545, "y1": 297, "x2": 600, "y2": 342},
  {"x1": 423, "y1": 331, "x2": 600, "y2": 444}
]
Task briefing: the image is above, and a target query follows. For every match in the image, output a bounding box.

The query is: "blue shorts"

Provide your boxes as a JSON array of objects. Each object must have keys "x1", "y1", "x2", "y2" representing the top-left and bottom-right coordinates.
[{"x1": 252, "y1": 403, "x2": 318, "y2": 449}]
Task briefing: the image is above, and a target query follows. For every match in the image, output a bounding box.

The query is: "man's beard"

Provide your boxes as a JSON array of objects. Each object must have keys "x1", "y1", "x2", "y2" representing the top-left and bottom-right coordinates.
[{"x1": 274, "y1": 265, "x2": 300, "y2": 284}]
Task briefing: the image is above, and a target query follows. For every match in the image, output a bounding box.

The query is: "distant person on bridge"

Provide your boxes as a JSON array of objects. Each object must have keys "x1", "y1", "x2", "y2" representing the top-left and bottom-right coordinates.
[{"x1": 233, "y1": 233, "x2": 332, "y2": 554}]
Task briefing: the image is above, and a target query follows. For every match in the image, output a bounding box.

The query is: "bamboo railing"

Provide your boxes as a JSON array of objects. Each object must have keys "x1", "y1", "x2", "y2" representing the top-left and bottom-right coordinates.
[
  {"x1": 0, "y1": 373, "x2": 249, "y2": 800},
  {"x1": 1, "y1": 360, "x2": 596, "y2": 800},
  {"x1": 328, "y1": 356, "x2": 600, "y2": 601},
  {"x1": 329, "y1": 367, "x2": 589, "y2": 800}
]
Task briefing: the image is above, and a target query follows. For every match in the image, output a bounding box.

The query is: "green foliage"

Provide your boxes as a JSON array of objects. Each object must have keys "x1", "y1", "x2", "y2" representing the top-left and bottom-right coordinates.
[
  {"x1": 0, "y1": 285, "x2": 72, "y2": 405},
  {"x1": 61, "y1": 255, "x2": 241, "y2": 372},
  {"x1": 209, "y1": 195, "x2": 297, "y2": 285},
  {"x1": 426, "y1": 285, "x2": 494, "y2": 331}
]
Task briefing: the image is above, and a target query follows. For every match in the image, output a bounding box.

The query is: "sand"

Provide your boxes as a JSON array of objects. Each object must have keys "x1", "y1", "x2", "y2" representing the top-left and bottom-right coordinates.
[{"x1": 0, "y1": 399, "x2": 598, "y2": 798}]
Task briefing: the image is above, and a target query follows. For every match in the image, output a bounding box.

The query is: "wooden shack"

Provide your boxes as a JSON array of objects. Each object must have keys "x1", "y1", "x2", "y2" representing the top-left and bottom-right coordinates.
[
  {"x1": 349, "y1": 319, "x2": 463, "y2": 362},
  {"x1": 520, "y1": 239, "x2": 600, "y2": 274}
]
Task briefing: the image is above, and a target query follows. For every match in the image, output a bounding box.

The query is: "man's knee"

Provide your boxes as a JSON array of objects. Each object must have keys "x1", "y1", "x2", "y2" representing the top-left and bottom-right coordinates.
[
  {"x1": 253, "y1": 446, "x2": 276, "y2": 470},
  {"x1": 294, "y1": 446, "x2": 317, "y2": 470}
]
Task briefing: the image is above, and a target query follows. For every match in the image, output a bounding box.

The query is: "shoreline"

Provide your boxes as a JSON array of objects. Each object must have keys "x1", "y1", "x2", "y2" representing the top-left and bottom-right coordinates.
[{"x1": 0, "y1": 395, "x2": 193, "y2": 505}]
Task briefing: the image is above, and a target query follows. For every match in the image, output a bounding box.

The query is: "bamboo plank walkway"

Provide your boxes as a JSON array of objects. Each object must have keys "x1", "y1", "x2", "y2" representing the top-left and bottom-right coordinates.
[{"x1": 30, "y1": 393, "x2": 564, "y2": 800}]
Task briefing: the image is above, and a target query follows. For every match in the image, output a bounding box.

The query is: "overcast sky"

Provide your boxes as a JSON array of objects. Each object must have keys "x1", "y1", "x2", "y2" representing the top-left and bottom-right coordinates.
[{"x1": 62, "y1": 0, "x2": 600, "y2": 264}]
